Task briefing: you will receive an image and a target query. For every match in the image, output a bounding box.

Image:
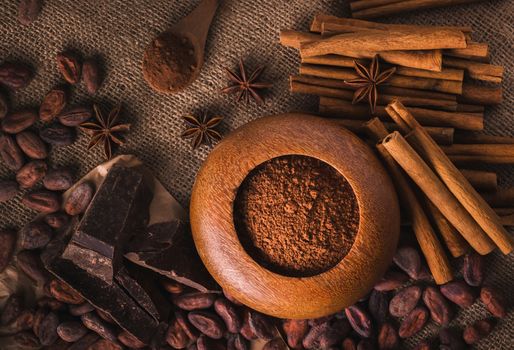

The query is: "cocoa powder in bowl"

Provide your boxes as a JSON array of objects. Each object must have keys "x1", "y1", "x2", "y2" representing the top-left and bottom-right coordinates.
[{"x1": 234, "y1": 155, "x2": 360, "y2": 277}]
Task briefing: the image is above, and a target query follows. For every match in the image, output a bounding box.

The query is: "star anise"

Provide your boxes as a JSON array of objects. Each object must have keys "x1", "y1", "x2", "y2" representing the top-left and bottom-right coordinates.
[
  {"x1": 181, "y1": 112, "x2": 223, "y2": 149},
  {"x1": 222, "y1": 58, "x2": 273, "y2": 104},
  {"x1": 344, "y1": 55, "x2": 396, "y2": 113},
  {"x1": 80, "y1": 104, "x2": 131, "y2": 160}
]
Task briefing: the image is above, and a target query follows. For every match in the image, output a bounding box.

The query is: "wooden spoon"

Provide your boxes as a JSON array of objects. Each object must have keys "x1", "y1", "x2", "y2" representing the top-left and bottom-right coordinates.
[{"x1": 142, "y1": 0, "x2": 219, "y2": 94}]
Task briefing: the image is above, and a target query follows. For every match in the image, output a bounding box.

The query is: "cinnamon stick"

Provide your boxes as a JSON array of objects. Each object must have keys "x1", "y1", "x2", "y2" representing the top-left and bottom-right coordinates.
[
  {"x1": 446, "y1": 42, "x2": 489, "y2": 59},
  {"x1": 449, "y1": 155, "x2": 514, "y2": 165},
  {"x1": 280, "y1": 30, "x2": 321, "y2": 49},
  {"x1": 291, "y1": 80, "x2": 458, "y2": 111},
  {"x1": 292, "y1": 75, "x2": 458, "y2": 101},
  {"x1": 425, "y1": 200, "x2": 470, "y2": 257},
  {"x1": 500, "y1": 214, "x2": 514, "y2": 226},
  {"x1": 300, "y1": 30, "x2": 467, "y2": 58},
  {"x1": 442, "y1": 144, "x2": 514, "y2": 157},
  {"x1": 460, "y1": 169, "x2": 498, "y2": 192},
  {"x1": 494, "y1": 208, "x2": 514, "y2": 216},
  {"x1": 365, "y1": 118, "x2": 453, "y2": 284},
  {"x1": 381, "y1": 131, "x2": 495, "y2": 255},
  {"x1": 459, "y1": 83, "x2": 502, "y2": 105},
  {"x1": 330, "y1": 118, "x2": 454, "y2": 145},
  {"x1": 454, "y1": 132, "x2": 514, "y2": 144},
  {"x1": 300, "y1": 64, "x2": 463, "y2": 94},
  {"x1": 319, "y1": 97, "x2": 483, "y2": 131},
  {"x1": 387, "y1": 100, "x2": 513, "y2": 254},
  {"x1": 456, "y1": 104, "x2": 485, "y2": 113},
  {"x1": 310, "y1": 15, "x2": 473, "y2": 34},
  {"x1": 444, "y1": 56, "x2": 503, "y2": 83},
  {"x1": 351, "y1": 0, "x2": 485, "y2": 20},
  {"x1": 350, "y1": 0, "x2": 405, "y2": 12}
]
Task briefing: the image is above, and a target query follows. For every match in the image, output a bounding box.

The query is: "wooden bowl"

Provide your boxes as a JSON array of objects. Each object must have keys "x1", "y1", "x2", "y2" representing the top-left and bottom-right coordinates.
[{"x1": 190, "y1": 114, "x2": 400, "y2": 319}]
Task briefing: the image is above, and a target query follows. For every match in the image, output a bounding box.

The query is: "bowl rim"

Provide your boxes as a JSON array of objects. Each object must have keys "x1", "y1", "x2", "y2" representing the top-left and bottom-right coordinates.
[{"x1": 190, "y1": 113, "x2": 400, "y2": 319}]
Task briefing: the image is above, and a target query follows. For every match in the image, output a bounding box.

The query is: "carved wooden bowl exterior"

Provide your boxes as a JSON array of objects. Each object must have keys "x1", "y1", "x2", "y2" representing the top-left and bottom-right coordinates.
[{"x1": 190, "y1": 113, "x2": 400, "y2": 319}]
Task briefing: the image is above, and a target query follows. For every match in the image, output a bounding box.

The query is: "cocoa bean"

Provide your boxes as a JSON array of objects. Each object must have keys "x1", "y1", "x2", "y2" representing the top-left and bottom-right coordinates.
[
  {"x1": 118, "y1": 330, "x2": 146, "y2": 349},
  {"x1": 342, "y1": 338, "x2": 357, "y2": 350},
  {"x1": 319, "y1": 319, "x2": 350, "y2": 348},
  {"x1": 1, "y1": 294, "x2": 23, "y2": 325},
  {"x1": 88, "y1": 339, "x2": 122, "y2": 350},
  {"x1": 0, "y1": 180, "x2": 18, "y2": 203},
  {"x1": 393, "y1": 246, "x2": 422, "y2": 280},
  {"x1": 378, "y1": 323, "x2": 399, "y2": 350},
  {"x1": 81, "y1": 312, "x2": 118, "y2": 342},
  {"x1": 68, "y1": 333, "x2": 100, "y2": 350},
  {"x1": 374, "y1": 270, "x2": 409, "y2": 292},
  {"x1": 263, "y1": 338, "x2": 287, "y2": 350},
  {"x1": 2, "y1": 110, "x2": 38, "y2": 134},
  {"x1": 166, "y1": 317, "x2": 189, "y2": 349},
  {"x1": 40, "y1": 124, "x2": 76, "y2": 146},
  {"x1": 368, "y1": 290, "x2": 389, "y2": 324},
  {"x1": 19, "y1": 221, "x2": 53, "y2": 249},
  {"x1": 480, "y1": 286, "x2": 506, "y2": 318},
  {"x1": 197, "y1": 334, "x2": 226, "y2": 350},
  {"x1": 18, "y1": 0, "x2": 42, "y2": 25},
  {"x1": 0, "y1": 133, "x2": 25, "y2": 170},
  {"x1": 22, "y1": 190, "x2": 61, "y2": 213},
  {"x1": 44, "y1": 212, "x2": 70, "y2": 229},
  {"x1": 43, "y1": 168, "x2": 74, "y2": 191},
  {"x1": 45, "y1": 338, "x2": 70, "y2": 350},
  {"x1": 248, "y1": 310, "x2": 275, "y2": 341},
  {"x1": 439, "y1": 328, "x2": 466, "y2": 350},
  {"x1": 17, "y1": 250, "x2": 48, "y2": 284},
  {"x1": 214, "y1": 297, "x2": 242, "y2": 333},
  {"x1": 422, "y1": 286, "x2": 452, "y2": 326},
  {"x1": 57, "y1": 52, "x2": 82, "y2": 85},
  {"x1": 398, "y1": 306, "x2": 428, "y2": 338},
  {"x1": 16, "y1": 160, "x2": 47, "y2": 189},
  {"x1": 440, "y1": 281, "x2": 475, "y2": 308},
  {"x1": 32, "y1": 308, "x2": 47, "y2": 336},
  {"x1": 462, "y1": 252, "x2": 484, "y2": 287},
  {"x1": 189, "y1": 344, "x2": 198, "y2": 350},
  {"x1": 282, "y1": 319, "x2": 309, "y2": 349},
  {"x1": 82, "y1": 60, "x2": 102, "y2": 94},
  {"x1": 57, "y1": 321, "x2": 88, "y2": 342},
  {"x1": 37, "y1": 297, "x2": 66, "y2": 312},
  {"x1": 161, "y1": 279, "x2": 185, "y2": 294},
  {"x1": 69, "y1": 302, "x2": 95, "y2": 317},
  {"x1": 12, "y1": 331, "x2": 41, "y2": 349},
  {"x1": 49, "y1": 279, "x2": 85, "y2": 304},
  {"x1": 64, "y1": 182, "x2": 95, "y2": 215},
  {"x1": 173, "y1": 292, "x2": 217, "y2": 310},
  {"x1": 240, "y1": 309, "x2": 257, "y2": 341},
  {"x1": 188, "y1": 311, "x2": 226, "y2": 339},
  {"x1": 40, "y1": 87, "x2": 67, "y2": 123},
  {"x1": 96, "y1": 309, "x2": 115, "y2": 324},
  {"x1": 0, "y1": 229, "x2": 16, "y2": 272},
  {"x1": 389, "y1": 285, "x2": 422, "y2": 318},
  {"x1": 58, "y1": 106, "x2": 92, "y2": 127},
  {"x1": 16, "y1": 131, "x2": 47, "y2": 160},
  {"x1": 308, "y1": 315, "x2": 332, "y2": 327},
  {"x1": 463, "y1": 318, "x2": 495, "y2": 345},
  {"x1": 0, "y1": 62, "x2": 33, "y2": 89},
  {"x1": 302, "y1": 321, "x2": 330, "y2": 349},
  {"x1": 227, "y1": 333, "x2": 248, "y2": 350},
  {"x1": 345, "y1": 305, "x2": 373, "y2": 338},
  {"x1": 38, "y1": 311, "x2": 59, "y2": 346},
  {"x1": 175, "y1": 310, "x2": 199, "y2": 341},
  {"x1": 0, "y1": 91, "x2": 8, "y2": 119},
  {"x1": 1, "y1": 309, "x2": 34, "y2": 334}
]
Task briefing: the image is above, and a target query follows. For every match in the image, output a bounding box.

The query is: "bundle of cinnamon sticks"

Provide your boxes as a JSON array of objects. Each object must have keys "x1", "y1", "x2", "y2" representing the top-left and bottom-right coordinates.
[
  {"x1": 280, "y1": 15, "x2": 514, "y2": 284},
  {"x1": 348, "y1": 0, "x2": 487, "y2": 20}
]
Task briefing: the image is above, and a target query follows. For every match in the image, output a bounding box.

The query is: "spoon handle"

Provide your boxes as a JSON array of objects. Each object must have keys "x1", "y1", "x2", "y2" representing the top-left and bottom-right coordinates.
[{"x1": 176, "y1": 0, "x2": 220, "y2": 43}]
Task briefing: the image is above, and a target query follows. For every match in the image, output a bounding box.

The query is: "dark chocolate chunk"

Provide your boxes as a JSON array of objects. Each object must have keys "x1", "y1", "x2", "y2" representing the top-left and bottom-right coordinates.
[
  {"x1": 66, "y1": 165, "x2": 151, "y2": 283},
  {"x1": 41, "y1": 219, "x2": 158, "y2": 344},
  {"x1": 125, "y1": 222, "x2": 218, "y2": 292}
]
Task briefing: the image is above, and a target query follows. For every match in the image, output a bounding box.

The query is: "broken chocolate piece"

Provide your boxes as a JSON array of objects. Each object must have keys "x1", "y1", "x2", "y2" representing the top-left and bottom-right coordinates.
[
  {"x1": 125, "y1": 222, "x2": 218, "y2": 292},
  {"x1": 66, "y1": 165, "x2": 151, "y2": 283},
  {"x1": 42, "y1": 219, "x2": 158, "y2": 344}
]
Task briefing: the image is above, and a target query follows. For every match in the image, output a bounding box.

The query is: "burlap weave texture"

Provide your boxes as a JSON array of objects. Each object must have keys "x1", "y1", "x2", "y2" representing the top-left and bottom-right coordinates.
[{"x1": 0, "y1": 0, "x2": 512, "y2": 348}]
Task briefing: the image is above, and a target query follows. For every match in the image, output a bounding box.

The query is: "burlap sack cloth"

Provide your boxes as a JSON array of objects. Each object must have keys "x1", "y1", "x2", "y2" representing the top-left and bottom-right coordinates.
[{"x1": 0, "y1": 0, "x2": 512, "y2": 348}]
